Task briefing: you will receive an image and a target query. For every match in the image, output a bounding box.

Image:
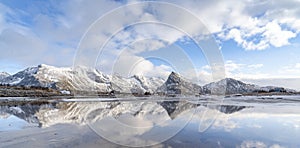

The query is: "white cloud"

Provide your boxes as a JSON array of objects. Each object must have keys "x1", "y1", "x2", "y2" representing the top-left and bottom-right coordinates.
[
  {"x1": 223, "y1": 61, "x2": 268, "y2": 80},
  {"x1": 1, "y1": 0, "x2": 300, "y2": 78},
  {"x1": 225, "y1": 60, "x2": 244, "y2": 73},
  {"x1": 263, "y1": 21, "x2": 296, "y2": 47},
  {"x1": 109, "y1": 52, "x2": 172, "y2": 78},
  {"x1": 179, "y1": 0, "x2": 300, "y2": 50},
  {"x1": 239, "y1": 141, "x2": 267, "y2": 148},
  {"x1": 219, "y1": 28, "x2": 269, "y2": 50},
  {"x1": 168, "y1": 0, "x2": 300, "y2": 45},
  {"x1": 223, "y1": 61, "x2": 273, "y2": 80},
  {"x1": 248, "y1": 64, "x2": 263, "y2": 69},
  {"x1": 239, "y1": 141, "x2": 286, "y2": 148},
  {"x1": 127, "y1": 40, "x2": 166, "y2": 54},
  {"x1": 104, "y1": 23, "x2": 184, "y2": 54},
  {"x1": 194, "y1": 61, "x2": 268, "y2": 84},
  {"x1": 208, "y1": 61, "x2": 299, "y2": 89},
  {"x1": 0, "y1": 0, "x2": 123, "y2": 68},
  {"x1": 295, "y1": 63, "x2": 300, "y2": 69},
  {"x1": 277, "y1": 63, "x2": 300, "y2": 78},
  {"x1": 219, "y1": 21, "x2": 296, "y2": 50},
  {"x1": 181, "y1": 61, "x2": 258, "y2": 85}
]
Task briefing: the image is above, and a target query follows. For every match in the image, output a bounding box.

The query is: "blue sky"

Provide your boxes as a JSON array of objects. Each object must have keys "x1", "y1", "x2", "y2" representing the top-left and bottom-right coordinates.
[{"x1": 1, "y1": 0, "x2": 300, "y2": 89}]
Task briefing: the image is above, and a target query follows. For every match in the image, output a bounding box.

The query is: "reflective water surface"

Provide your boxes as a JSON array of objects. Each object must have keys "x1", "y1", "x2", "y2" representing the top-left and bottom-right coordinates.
[{"x1": 0, "y1": 97, "x2": 300, "y2": 147}]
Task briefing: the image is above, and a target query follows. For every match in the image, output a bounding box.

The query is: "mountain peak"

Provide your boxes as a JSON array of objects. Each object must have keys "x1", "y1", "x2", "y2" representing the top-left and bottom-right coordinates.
[
  {"x1": 132, "y1": 74, "x2": 144, "y2": 79},
  {"x1": 0, "y1": 71, "x2": 9, "y2": 75},
  {"x1": 224, "y1": 77, "x2": 243, "y2": 82},
  {"x1": 170, "y1": 71, "x2": 179, "y2": 76},
  {"x1": 157, "y1": 72, "x2": 202, "y2": 95},
  {"x1": 0, "y1": 72, "x2": 10, "y2": 76},
  {"x1": 38, "y1": 64, "x2": 72, "y2": 71},
  {"x1": 168, "y1": 72, "x2": 181, "y2": 80},
  {"x1": 0, "y1": 72, "x2": 10, "y2": 80},
  {"x1": 166, "y1": 72, "x2": 181, "y2": 83},
  {"x1": 224, "y1": 77, "x2": 236, "y2": 81},
  {"x1": 38, "y1": 64, "x2": 49, "y2": 68}
]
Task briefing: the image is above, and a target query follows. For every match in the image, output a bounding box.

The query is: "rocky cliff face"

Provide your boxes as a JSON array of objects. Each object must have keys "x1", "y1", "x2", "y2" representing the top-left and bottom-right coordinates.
[{"x1": 157, "y1": 72, "x2": 202, "y2": 95}]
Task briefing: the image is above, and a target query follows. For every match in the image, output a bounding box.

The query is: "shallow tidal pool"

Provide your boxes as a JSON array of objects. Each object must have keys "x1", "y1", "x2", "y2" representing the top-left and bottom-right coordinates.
[{"x1": 0, "y1": 96, "x2": 300, "y2": 147}]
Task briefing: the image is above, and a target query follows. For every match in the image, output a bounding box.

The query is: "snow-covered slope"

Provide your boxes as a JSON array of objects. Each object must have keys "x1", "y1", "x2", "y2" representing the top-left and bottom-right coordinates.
[
  {"x1": 157, "y1": 72, "x2": 202, "y2": 95},
  {"x1": 203, "y1": 78, "x2": 259, "y2": 95},
  {"x1": 131, "y1": 75, "x2": 165, "y2": 93},
  {"x1": 0, "y1": 64, "x2": 111, "y2": 92},
  {"x1": 0, "y1": 64, "x2": 165, "y2": 94},
  {"x1": 203, "y1": 78, "x2": 296, "y2": 95},
  {"x1": 0, "y1": 72, "x2": 10, "y2": 81},
  {"x1": 0, "y1": 66, "x2": 43, "y2": 86},
  {"x1": 109, "y1": 74, "x2": 165, "y2": 94}
]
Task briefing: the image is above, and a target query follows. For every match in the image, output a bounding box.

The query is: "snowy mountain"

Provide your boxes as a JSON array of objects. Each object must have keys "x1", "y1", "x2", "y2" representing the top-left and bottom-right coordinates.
[
  {"x1": 0, "y1": 66, "x2": 44, "y2": 86},
  {"x1": 0, "y1": 72, "x2": 10, "y2": 81},
  {"x1": 0, "y1": 64, "x2": 165, "y2": 95},
  {"x1": 157, "y1": 72, "x2": 202, "y2": 95},
  {"x1": 0, "y1": 64, "x2": 110, "y2": 93},
  {"x1": 203, "y1": 78, "x2": 296, "y2": 95},
  {"x1": 0, "y1": 64, "x2": 296, "y2": 96},
  {"x1": 258, "y1": 86, "x2": 296, "y2": 93},
  {"x1": 203, "y1": 78, "x2": 259, "y2": 95},
  {"x1": 108, "y1": 74, "x2": 165, "y2": 94}
]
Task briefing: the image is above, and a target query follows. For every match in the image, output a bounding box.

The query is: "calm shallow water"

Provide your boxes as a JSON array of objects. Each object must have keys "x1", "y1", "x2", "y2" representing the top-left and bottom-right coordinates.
[{"x1": 0, "y1": 97, "x2": 300, "y2": 147}]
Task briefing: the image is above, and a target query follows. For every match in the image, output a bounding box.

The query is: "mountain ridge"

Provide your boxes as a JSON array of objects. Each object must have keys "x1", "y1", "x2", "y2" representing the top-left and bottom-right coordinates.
[
  {"x1": 0, "y1": 64, "x2": 165, "y2": 95},
  {"x1": 0, "y1": 64, "x2": 297, "y2": 96}
]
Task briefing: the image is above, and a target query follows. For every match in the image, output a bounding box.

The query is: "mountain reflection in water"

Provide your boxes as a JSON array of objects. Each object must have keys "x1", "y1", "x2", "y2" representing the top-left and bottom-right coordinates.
[{"x1": 0, "y1": 97, "x2": 299, "y2": 147}]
